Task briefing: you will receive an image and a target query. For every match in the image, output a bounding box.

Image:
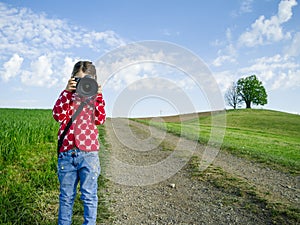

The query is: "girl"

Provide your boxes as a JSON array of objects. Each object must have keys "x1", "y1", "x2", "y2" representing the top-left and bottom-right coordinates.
[{"x1": 53, "y1": 61, "x2": 106, "y2": 225}]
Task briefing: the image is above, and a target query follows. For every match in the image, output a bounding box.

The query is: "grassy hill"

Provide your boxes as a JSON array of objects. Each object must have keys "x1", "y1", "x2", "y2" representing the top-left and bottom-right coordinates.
[{"x1": 136, "y1": 109, "x2": 300, "y2": 174}]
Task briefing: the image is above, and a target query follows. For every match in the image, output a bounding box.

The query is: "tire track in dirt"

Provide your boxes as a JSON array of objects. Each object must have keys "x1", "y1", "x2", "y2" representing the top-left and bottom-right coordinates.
[{"x1": 103, "y1": 118, "x2": 299, "y2": 224}]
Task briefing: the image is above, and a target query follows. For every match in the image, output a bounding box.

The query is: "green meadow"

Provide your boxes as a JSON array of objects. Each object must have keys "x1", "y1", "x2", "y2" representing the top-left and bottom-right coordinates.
[
  {"x1": 137, "y1": 109, "x2": 300, "y2": 175},
  {"x1": 0, "y1": 108, "x2": 109, "y2": 224},
  {"x1": 1, "y1": 108, "x2": 299, "y2": 224}
]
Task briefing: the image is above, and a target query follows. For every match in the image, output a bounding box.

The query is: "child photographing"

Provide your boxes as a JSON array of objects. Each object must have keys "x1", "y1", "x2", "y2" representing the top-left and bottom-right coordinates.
[{"x1": 53, "y1": 61, "x2": 106, "y2": 225}]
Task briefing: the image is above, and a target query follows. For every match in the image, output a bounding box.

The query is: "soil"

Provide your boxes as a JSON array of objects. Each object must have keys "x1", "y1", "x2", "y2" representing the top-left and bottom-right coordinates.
[{"x1": 100, "y1": 118, "x2": 299, "y2": 225}]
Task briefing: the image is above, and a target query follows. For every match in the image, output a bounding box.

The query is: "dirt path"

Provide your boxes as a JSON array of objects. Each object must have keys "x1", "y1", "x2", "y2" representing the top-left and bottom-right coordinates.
[{"x1": 102, "y1": 118, "x2": 299, "y2": 224}]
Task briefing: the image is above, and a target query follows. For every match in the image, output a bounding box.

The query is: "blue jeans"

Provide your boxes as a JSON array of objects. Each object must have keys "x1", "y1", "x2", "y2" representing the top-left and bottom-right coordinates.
[{"x1": 57, "y1": 149, "x2": 100, "y2": 225}]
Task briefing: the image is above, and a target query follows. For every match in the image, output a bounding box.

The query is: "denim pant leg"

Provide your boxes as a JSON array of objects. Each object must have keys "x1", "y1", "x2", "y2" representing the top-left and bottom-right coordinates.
[
  {"x1": 78, "y1": 151, "x2": 100, "y2": 225},
  {"x1": 57, "y1": 152, "x2": 79, "y2": 225}
]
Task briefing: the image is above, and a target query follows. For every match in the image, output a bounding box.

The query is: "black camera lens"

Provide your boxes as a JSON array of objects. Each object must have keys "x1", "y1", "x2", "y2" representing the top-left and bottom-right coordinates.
[
  {"x1": 76, "y1": 76, "x2": 98, "y2": 97},
  {"x1": 82, "y1": 82, "x2": 92, "y2": 92}
]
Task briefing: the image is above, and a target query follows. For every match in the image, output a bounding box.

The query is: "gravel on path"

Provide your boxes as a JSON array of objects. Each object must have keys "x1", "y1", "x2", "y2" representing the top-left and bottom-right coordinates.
[{"x1": 101, "y1": 118, "x2": 299, "y2": 225}]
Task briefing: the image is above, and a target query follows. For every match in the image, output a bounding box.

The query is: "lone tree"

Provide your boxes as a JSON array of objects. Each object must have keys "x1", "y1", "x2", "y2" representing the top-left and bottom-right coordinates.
[
  {"x1": 236, "y1": 75, "x2": 267, "y2": 109},
  {"x1": 225, "y1": 82, "x2": 242, "y2": 109}
]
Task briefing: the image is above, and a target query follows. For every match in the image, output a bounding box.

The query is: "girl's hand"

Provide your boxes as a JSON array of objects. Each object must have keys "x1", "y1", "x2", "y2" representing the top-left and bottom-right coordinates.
[
  {"x1": 97, "y1": 84, "x2": 102, "y2": 94},
  {"x1": 65, "y1": 78, "x2": 77, "y2": 92}
]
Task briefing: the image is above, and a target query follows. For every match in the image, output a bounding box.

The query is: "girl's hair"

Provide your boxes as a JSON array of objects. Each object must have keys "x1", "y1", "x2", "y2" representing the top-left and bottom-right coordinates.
[{"x1": 71, "y1": 61, "x2": 97, "y2": 79}]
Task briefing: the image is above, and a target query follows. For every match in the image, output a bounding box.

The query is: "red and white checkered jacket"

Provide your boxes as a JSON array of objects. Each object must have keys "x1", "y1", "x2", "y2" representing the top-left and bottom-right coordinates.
[{"x1": 53, "y1": 90, "x2": 106, "y2": 153}]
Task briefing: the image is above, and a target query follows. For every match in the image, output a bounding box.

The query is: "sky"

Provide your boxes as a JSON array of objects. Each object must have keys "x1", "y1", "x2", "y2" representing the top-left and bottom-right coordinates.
[{"x1": 0, "y1": 0, "x2": 300, "y2": 117}]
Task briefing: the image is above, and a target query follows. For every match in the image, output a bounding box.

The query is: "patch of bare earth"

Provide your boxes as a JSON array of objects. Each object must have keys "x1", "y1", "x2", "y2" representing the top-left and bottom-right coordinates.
[{"x1": 101, "y1": 118, "x2": 299, "y2": 225}]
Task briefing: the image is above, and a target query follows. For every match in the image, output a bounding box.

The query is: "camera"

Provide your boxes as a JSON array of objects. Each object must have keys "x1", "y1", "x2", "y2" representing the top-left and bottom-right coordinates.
[{"x1": 74, "y1": 75, "x2": 98, "y2": 97}]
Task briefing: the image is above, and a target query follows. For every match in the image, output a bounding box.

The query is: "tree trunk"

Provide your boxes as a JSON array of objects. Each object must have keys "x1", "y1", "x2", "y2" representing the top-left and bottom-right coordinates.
[{"x1": 246, "y1": 101, "x2": 251, "y2": 108}]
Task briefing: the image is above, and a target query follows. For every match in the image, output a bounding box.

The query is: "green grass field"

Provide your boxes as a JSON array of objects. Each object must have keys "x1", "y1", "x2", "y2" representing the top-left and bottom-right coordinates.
[
  {"x1": 137, "y1": 109, "x2": 300, "y2": 174},
  {"x1": 0, "y1": 108, "x2": 110, "y2": 224},
  {"x1": 1, "y1": 108, "x2": 299, "y2": 223}
]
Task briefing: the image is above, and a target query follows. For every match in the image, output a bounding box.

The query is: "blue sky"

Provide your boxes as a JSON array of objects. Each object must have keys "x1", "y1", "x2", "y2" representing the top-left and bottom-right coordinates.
[{"x1": 0, "y1": 0, "x2": 299, "y2": 117}]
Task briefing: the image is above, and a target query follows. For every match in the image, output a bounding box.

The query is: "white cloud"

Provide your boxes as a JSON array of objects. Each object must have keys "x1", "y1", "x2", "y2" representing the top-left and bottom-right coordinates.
[
  {"x1": 21, "y1": 55, "x2": 56, "y2": 87},
  {"x1": 212, "y1": 43, "x2": 237, "y2": 67},
  {"x1": 95, "y1": 43, "x2": 172, "y2": 88},
  {"x1": 230, "y1": 0, "x2": 254, "y2": 17},
  {"x1": 238, "y1": 0, "x2": 297, "y2": 47},
  {"x1": 211, "y1": 28, "x2": 239, "y2": 67},
  {"x1": 240, "y1": 0, "x2": 254, "y2": 14},
  {"x1": 213, "y1": 0, "x2": 299, "y2": 68},
  {"x1": 277, "y1": 0, "x2": 297, "y2": 23},
  {"x1": 0, "y1": 3, "x2": 124, "y2": 53},
  {"x1": 0, "y1": 54, "x2": 23, "y2": 81},
  {"x1": 0, "y1": 2, "x2": 125, "y2": 87},
  {"x1": 238, "y1": 54, "x2": 300, "y2": 90},
  {"x1": 271, "y1": 69, "x2": 300, "y2": 90},
  {"x1": 82, "y1": 31, "x2": 125, "y2": 50},
  {"x1": 104, "y1": 61, "x2": 198, "y2": 93},
  {"x1": 213, "y1": 70, "x2": 237, "y2": 94},
  {"x1": 284, "y1": 32, "x2": 300, "y2": 57},
  {"x1": 161, "y1": 29, "x2": 180, "y2": 37},
  {"x1": 59, "y1": 57, "x2": 80, "y2": 86},
  {"x1": 104, "y1": 63, "x2": 155, "y2": 91},
  {"x1": 213, "y1": 53, "x2": 300, "y2": 95}
]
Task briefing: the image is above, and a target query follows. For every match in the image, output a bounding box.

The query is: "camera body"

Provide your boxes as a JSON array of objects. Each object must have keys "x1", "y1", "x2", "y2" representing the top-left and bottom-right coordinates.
[{"x1": 74, "y1": 75, "x2": 98, "y2": 97}]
